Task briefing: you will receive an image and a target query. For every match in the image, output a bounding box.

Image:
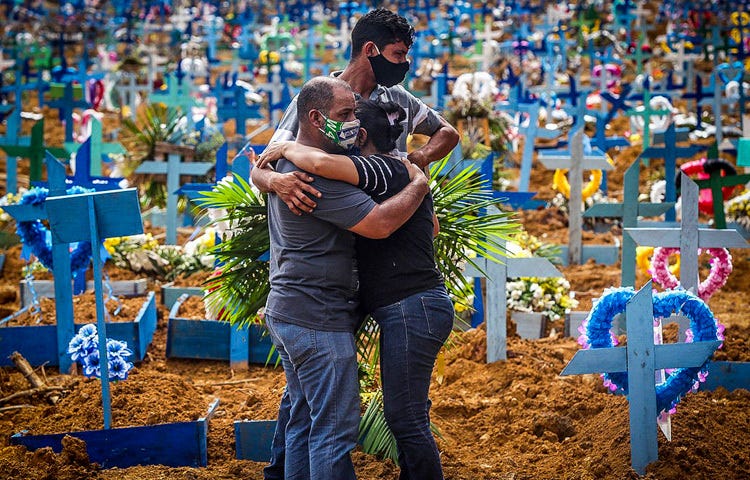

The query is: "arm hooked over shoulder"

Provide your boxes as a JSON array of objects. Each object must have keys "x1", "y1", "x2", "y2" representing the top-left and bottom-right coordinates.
[
  {"x1": 349, "y1": 161, "x2": 429, "y2": 239},
  {"x1": 407, "y1": 115, "x2": 460, "y2": 169}
]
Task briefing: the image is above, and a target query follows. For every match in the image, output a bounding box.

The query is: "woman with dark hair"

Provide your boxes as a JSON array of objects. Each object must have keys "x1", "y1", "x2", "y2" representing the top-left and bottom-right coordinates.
[{"x1": 257, "y1": 99, "x2": 453, "y2": 480}]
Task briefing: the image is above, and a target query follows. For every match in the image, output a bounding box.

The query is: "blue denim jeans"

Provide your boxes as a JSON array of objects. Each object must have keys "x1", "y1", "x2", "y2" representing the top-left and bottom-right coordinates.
[
  {"x1": 372, "y1": 286, "x2": 454, "y2": 480},
  {"x1": 264, "y1": 315, "x2": 360, "y2": 480}
]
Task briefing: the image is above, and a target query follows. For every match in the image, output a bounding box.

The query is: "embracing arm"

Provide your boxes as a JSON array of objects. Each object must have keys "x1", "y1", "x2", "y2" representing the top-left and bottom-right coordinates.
[
  {"x1": 250, "y1": 166, "x2": 321, "y2": 215},
  {"x1": 256, "y1": 141, "x2": 359, "y2": 185},
  {"x1": 407, "y1": 116, "x2": 460, "y2": 169},
  {"x1": 349, "y1": 162, "x2": 429, "y2": 239}
]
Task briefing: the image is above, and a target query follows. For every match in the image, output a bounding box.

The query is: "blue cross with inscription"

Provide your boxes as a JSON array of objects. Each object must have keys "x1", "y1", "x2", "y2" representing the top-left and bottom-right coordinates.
[
  {"x1": 639, "y1": 123, "x2": 707, "y2": 221},
  {"x1": 560, "y1": 281, "x2": 721, "y2": 475}
]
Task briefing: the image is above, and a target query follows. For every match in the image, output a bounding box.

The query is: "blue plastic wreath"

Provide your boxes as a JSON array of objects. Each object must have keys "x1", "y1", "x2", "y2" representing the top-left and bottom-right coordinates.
[
  {"x1": 15, "y1": 186, "x2": 94, "y2": 274},
  {"x1": 578, "y1": 287, "x2": 720, "y2": 416}
]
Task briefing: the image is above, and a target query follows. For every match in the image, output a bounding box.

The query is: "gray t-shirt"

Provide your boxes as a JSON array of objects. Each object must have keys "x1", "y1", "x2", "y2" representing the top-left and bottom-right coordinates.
[
  {"x1": 268, "y1": 78, "x2": 445, "y2": 157},
  {"x1": 264, "y1": 158, "x2": 376, "y2": 332}
]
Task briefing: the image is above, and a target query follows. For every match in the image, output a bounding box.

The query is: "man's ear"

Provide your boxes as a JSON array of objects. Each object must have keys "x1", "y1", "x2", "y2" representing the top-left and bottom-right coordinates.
[
  {"x1": 308, "y1": 109, "x2": 324, "y2": 129},
  {"x1": 365, "y1": 41, "x2": 379, "y2": 57},
  {"x1": 356, "y1": 128, "x2": 368, "y2": 148}
]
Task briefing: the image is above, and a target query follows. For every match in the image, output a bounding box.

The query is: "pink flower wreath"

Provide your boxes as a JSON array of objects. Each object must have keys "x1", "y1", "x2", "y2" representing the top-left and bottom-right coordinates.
[{"x1": 650, "y1": 247, "x2": 733, "y2": 301}]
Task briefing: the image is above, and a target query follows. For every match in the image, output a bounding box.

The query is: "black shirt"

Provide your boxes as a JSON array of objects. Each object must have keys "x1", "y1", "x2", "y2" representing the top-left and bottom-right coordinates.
[{"x1": 350, "y1": 154, "x2": 444, "y2": 312}]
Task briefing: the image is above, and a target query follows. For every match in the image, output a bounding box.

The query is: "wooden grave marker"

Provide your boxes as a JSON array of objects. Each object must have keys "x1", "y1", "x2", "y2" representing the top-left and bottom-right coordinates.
[
  {"x1": 638, "y1": 123, "x2": 706, "y2": 221},
  {"x1": 45, "y1": 187, "x2": 143, "y2": 429},
  {"x1": 561, "y1": 282, "x2": 721, "y2": 475},
  {"x1": 0, "y1": 120, "x2": 68, "y2": 184},
  {"x1": 584, "y1": 156, "x2": 674, "y2": 288},
  {"x1": 538, "y1": 129, "x2": 614, "y2": 265},
  {"x1": 135, "y1": 142, "x2": 214, "y2": 244},
  {"x1": 626, "y1": 173, "x2": 749, "y2": 340},
  {"x1": 462, "y1": 209, "x2": 563, "y2": 363}
]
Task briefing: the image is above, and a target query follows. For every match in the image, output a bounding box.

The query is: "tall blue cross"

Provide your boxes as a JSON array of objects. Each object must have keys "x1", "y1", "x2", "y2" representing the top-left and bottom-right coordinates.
[
  {"x1": 561, "y1": 281, "x2": 721, "y2": 475},
  {"x1": 626, "y1": 174, "x2": 749, "y2": 295},
  {"x1": 461, "y1": 208, "x2": 563, "y2": 362},
  {"x1": 45, "y1": 187, "x2": 143, "y2": 429},
  {"x1": 639, "y1": 123, "x2": 707, "y2": 221},
  {"x1": 47, "y1": 77, "x2": 91, "y2": 143},
  {"x1": 538, "y1": 129, "x2": 613, "y2": 264},
  {"x1": 214, "y1": 76, "x2": 264, "y2": 138},
  {"x1": 1, "y1": 154, "x2": 76, "y2": 372}
]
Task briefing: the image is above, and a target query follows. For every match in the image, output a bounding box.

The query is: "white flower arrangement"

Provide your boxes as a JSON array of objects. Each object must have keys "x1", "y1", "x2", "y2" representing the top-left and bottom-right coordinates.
[
  {"x1": 506, "y1": 276, "x2": 578, "y2": 321},
  {"x1": 104, "y1": 230, "x2": 217, "y2": 280}
]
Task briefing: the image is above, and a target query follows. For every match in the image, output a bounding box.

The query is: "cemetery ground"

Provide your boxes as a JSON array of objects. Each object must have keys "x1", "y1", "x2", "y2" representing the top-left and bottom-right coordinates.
[{"x1": 0, "y1": 96, "x2": 748, "y2": 480}]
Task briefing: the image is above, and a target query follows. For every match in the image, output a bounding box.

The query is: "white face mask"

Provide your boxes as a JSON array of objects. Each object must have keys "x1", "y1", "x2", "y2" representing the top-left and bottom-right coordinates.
[{"x1": 318, "y1": 112, "x2": 361, "y2": 150}]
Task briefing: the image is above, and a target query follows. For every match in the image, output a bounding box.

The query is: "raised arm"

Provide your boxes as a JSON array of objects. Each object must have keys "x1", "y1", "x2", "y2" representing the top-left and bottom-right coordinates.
[
  {"x1": 256, "y1": 141, "x2": 359, "y2": 185},
  {"x1": 349, "y1": 161, "x2": 429, "y2": 239},
  {"x1": 407, "y1": 116, "x2": 460, "y2": 169}
]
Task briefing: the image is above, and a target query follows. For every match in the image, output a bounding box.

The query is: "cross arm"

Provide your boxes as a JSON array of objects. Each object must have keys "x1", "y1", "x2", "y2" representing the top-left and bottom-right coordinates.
[
  {"x1": 653, "y1": 341, "x2": 722, "y2": 370},
  {"x1": 560, "y1": 347, "x2": 627, "y2": 375}
]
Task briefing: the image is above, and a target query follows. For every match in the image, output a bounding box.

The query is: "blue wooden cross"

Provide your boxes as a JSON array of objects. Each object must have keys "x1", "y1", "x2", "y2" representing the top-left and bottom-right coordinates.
[
  {"x1": 175, "y1": 143, "x2": 228, "y2": 201},
  {"x1": 0, "y1": 120, "x2": 68, "y2": 183},
  {"x1": 45, "y1": 187, "x2": 143, "y2": 430},
  {"x1": 62, "y1": 136, "x2": 124, "y2": 191},
  {"x1": 63, "y1": 117, "x2": 126, "y2": 177},
  {"x1": 215, "y1": 75, "x2": 264, "y2": 138},
  {"x1": 560, "y1": 281, "x2": 721, "y2": 475},
  {"x1": 1, "y1": 154, "x2": 76, "y2": 372},
  {"x1": 538, "y1": 129, "x2": 614, "y2": 265},
  {"x1": 135, "y1": 142, "x2": 214, "y2": 244},
  {"x1": 47, "y1": 75, "x2": 91, "y2": 143},
  {"x1": 151, "y1": 73, "x2": 197, "y2": 130},
  {"x1": 584, "y1": 155, "x2": 674, "y2": 287},
  {"x1": 600, "y1": 84, "x2": 634, "y2": 126},
  {"x1": 0, "y1": 69, "x2": 36, "y2": 194},
  {"x1": 639, "y1": 123, "x2": 707, "y2": 221},
  {"x1": 627, "y1": 173, "x2": 749, "y2": 296},
  {"x1": 462, "y1": 207, "x2": 563, "y2": 362},
  {"x1": 706, "y1": 63, "x2": 745, "y2": 146},
  {"x1": 514, "y1": 101, "x2": 561, "y2": 193}
]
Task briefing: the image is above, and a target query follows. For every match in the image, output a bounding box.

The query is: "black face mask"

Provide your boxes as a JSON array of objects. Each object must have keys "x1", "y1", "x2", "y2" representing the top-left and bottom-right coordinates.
[{"x1": 368, "y1": 53, "x2": 410, "y2": 88}]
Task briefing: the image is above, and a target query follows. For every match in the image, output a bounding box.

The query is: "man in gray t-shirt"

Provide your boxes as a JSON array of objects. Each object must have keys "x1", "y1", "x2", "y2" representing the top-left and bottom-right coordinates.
[{"x1": 263, "y1": 76, "x2": 429, "y2": 480}]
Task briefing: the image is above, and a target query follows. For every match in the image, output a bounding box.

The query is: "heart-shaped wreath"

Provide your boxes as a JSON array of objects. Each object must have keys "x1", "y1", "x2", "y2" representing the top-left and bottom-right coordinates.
[
  {"x1": 15, "y1": 186, "x2": 94, "y2": 274},
  {"x1": 650, "y1": 247, "x2": 732, "y2": 301},
  {"x1": 577, "y1": 287, "x2": 724, "y2": 416}
]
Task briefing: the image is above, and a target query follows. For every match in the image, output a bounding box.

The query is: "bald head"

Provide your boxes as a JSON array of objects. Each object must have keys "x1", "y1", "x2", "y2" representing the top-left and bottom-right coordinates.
[{"x1": 298, "y1": 76, "x2": 353, "y2": 126}]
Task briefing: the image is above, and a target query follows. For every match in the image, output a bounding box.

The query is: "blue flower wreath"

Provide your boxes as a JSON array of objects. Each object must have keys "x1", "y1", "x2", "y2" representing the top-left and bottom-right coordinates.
[
  {"x1": 15, "y1": 186, "x2": 94, "y2": 274},
  {"x1": 579, "y1": 287, "x2": 720, "y2": 416}
]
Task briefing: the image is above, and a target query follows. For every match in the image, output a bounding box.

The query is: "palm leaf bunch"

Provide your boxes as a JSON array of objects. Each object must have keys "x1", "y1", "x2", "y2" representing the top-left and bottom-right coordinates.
[{"x1": 196, "y1": 176, "x2": 269, "y2": 328}]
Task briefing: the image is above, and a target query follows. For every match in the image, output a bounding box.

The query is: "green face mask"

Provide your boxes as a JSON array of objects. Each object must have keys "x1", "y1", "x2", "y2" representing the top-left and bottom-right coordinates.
[{"x1": 318, "y1": 113, "x2": 361, "y2": 150}]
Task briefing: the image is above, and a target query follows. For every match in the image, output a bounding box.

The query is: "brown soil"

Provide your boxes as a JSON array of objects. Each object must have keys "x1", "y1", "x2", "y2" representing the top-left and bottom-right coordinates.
[
  {"x1": 3, "y1": 291, "x2": 151, "y2": 326},
  {"x1": 0, "y1": 22, "x2": 748, "y2": 480}
]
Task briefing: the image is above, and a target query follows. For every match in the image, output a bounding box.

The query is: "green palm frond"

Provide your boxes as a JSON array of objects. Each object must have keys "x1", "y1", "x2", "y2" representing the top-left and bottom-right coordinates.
[
  {"x1": 196, "y1": 176, "x2": 270, "y2": 329},
  {"x1": 430, "y1": 156, "x2": 521, "y2": 309},
  {"x1": 122, "y1": 102, "x2": 185, "y2": 161}
]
